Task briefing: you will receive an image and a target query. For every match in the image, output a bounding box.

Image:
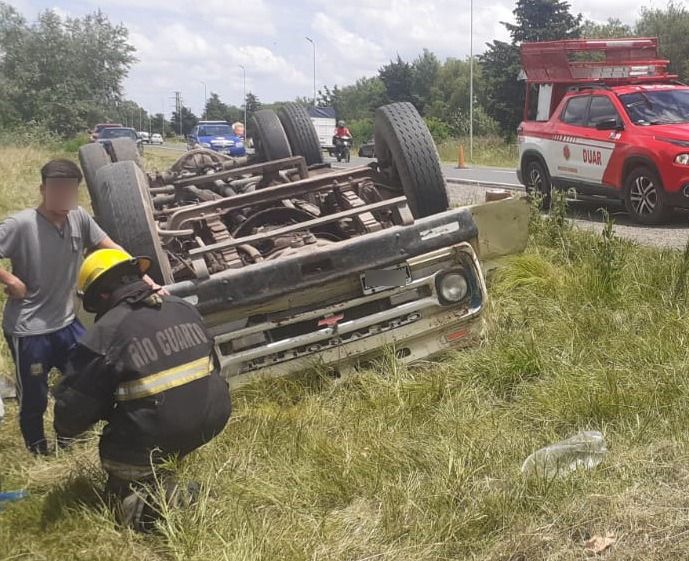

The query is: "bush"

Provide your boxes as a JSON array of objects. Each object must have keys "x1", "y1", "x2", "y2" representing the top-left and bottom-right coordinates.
[
  {"x1": 0, "y1": 122, "x2": 61, "y2": 148},
  {"x1": 347, "y1": 118, "x2": 374, "y2": 147},
  {"x1": 60, "y1": 133, "x2": 90, "y2": 153},
  {"x1": 424, "y1": 116, "x2": 452, "y2": 143}
]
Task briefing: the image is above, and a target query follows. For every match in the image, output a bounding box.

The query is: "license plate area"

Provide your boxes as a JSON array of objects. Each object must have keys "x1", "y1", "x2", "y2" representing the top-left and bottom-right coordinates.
[{"x1": 360, "y1": 264, "x2": 412, "y2": 295}]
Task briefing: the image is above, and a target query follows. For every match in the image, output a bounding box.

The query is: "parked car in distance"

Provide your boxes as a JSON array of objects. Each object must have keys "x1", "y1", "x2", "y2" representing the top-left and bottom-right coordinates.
[
  {"x1": 187, "y1": 121, "x2": 245, "y2": 156},
  {"x1": 359, "y1": 139, "x2": 375, "y2": 158},
  {"x1": 151, "y1": 133, "x2": 164, "y2": 145},
  {"x1": 90, "y1": 123, "x2": 123, "y2": 142},
  {"x1": 97, "y1": 127, "x2": 144, "y2": 155},
  {"x1": 138, "y1": 131, "x2": 150, "y2": 144}
]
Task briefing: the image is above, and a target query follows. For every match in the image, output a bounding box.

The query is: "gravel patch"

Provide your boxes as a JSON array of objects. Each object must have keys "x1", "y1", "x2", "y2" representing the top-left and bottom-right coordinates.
[{"x1": 446, "y1": 180, "x2": 689, "y2": 251}]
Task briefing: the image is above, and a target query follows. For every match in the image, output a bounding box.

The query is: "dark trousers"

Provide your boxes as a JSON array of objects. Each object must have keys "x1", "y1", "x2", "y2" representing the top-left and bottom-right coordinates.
[{"x1": 4, "y1": 320, "x2": 85, "y2": 453}]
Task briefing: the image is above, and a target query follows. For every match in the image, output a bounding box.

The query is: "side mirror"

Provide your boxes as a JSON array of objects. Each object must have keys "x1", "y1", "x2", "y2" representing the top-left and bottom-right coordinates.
[{"x1": 596, "y1": 118, "x2": 623, "y2": 131}]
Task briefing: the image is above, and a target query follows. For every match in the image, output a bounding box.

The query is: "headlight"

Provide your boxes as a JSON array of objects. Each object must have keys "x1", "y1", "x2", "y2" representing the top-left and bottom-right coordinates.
[
  {"x1": 675, "y1": 153, "x2": 689, "y2": 165},
  {"x1": 200, "y1": 142, "x2": 211, "y2": 148},
  {"x1": 437, "y1": 271, "x2": 469, "y2": 304}
]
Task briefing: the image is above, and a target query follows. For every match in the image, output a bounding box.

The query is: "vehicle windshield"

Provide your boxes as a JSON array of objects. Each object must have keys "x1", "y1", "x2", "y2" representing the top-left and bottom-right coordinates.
[
  {"x1": 198, "y1": 125, "x2": 232, "y2": 136},
  {"x1": 100, "y1": 128, "x2": 137, "y2": 139},
  {"x1": 619, "y1": 89, "x2": 689, "y2": 125}
]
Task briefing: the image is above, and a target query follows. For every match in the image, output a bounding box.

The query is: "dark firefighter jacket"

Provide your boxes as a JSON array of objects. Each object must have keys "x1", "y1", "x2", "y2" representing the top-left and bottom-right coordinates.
[{"x1": 53, "y1": 281, "x2": 231, "y2": 467}]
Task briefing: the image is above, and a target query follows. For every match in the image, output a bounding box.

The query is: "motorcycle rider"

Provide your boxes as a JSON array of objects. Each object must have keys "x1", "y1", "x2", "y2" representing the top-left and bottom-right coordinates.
[
  {"x1": 333, "y1": 120, "x2": 352, "y2": 141},
  {"x1": 332, "y1": 120, "x2": 352, "y2": 160}
]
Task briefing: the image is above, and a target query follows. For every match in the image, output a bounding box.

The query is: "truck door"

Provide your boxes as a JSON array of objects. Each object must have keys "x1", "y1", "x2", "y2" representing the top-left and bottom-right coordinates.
[
  {"x1": 577, "y1": 95, "x2": 622, "y2": 188},
  {"x1": 551, "y1": 94, "x2": 590, "y2": 183}
]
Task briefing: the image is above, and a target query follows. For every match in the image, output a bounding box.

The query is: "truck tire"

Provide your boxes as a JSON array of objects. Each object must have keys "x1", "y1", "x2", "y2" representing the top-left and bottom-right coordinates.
[
  {"x1": 93, "y1": 161, "x2": 172, "y2": 284},
  {"x1": 524, "y1": 159, "x2": 552, "y2": 209},
  {"x1": 251, "y1": 109, "x2": 292, "y2": 162},
  {"x1": 108, "y1": 138, "x2": 144, "y2": 169},
  {"x1": 374, "y1": 102, "x2": 448, "y2": 218},
  {"x1": 277, "y1": 103, "x2": 323, "y2": 165},
  {"x1": 79, "y1": 143, "x2": 112, "y2": 215},
  {"x1": 624, "y1": 166, "x2": 670, "y2": 225}
]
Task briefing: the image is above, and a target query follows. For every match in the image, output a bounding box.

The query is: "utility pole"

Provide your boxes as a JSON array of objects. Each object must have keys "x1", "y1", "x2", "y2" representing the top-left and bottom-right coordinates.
[
  {"x1": 305, "y1": 37, "x2": 316, "y2": 105},
  {"x1": 239, "y1": 65, "x2": 247, "y2": 128},
  {"x1": 197, "y1": 80, "x2": 207, "y2": 119},
  {"x1": 162, "y1": 97, "x2": 168, "y2": 136},
  {"x1": 469, "y1": 0, "x2": 474, "y2": 163},
  {"x1": 139, "y1": 107, "x2": 142, "y2": 131},
  {"x1": 173, "y1": 91, "x2": 182, "y2": 137}
]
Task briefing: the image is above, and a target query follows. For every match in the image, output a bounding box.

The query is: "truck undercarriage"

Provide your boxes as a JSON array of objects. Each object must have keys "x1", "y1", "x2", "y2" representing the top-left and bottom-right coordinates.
[{"x1": 79, "y1": 102, "x2": 529, "y2": 385}]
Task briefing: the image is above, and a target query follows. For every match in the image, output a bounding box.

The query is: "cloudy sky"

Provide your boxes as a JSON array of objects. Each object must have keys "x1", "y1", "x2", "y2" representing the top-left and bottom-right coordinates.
[{"x1": 11, "y1": 0, "x2": 664, "y2": 116}]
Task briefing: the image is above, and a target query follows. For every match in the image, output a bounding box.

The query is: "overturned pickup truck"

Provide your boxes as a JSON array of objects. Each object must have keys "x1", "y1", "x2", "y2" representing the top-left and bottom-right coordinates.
[{"x1": 79, "y1": 102, "x2": 528, "y2": 387}]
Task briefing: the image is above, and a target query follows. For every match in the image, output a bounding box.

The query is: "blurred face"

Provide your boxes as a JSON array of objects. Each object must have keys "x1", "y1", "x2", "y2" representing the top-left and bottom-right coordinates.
[
  {"x1": 41, "y1": 177, "x2": 79, "y2": 215},
  {"x1": 234, "y1": 124, "x2": 245, "y2": 137}
]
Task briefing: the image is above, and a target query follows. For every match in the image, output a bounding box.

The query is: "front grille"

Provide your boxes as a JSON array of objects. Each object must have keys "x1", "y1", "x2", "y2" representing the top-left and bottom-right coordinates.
[{"x1": 238, "y1": 311, "x2": 422, "y2": 374}]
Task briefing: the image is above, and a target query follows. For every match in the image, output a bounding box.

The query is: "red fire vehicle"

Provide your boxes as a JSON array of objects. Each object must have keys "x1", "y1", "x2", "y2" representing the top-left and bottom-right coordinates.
[{"x1": 517, "y1": 38, "x2": 689, "y2": 224}]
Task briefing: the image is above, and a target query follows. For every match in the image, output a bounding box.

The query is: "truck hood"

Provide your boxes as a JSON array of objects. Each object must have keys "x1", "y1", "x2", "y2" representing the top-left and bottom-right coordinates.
[{"x1": 638, "y1": 122, "x2": 689, "y2": 146}]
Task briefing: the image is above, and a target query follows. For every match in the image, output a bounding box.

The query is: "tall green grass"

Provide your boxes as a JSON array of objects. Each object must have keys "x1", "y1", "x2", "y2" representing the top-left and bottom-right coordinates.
[
  {"x1": 2, "y1": 151, "x2": 689, "y2": 560},
  {"x1": 437, "y1": 136, "x2": 518, "y2": 168}
]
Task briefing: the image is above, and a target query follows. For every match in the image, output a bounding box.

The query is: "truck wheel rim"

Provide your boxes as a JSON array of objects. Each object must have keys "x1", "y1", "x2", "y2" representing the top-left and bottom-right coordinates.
[{"x1": 630, "y1": 176, "x2": 657, "y2": 216}]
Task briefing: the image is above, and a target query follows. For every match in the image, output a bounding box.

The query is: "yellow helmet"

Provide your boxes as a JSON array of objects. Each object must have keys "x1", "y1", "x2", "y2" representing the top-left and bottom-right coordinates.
[{"x1": 78, "y1": 248, "x2": 151, "y2": 312}]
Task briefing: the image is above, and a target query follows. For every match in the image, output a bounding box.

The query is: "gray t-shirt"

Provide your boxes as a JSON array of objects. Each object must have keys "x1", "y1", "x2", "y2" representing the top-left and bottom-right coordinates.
[{"x1": 0, "y1": 207, "x2": 107, "y2": 336}]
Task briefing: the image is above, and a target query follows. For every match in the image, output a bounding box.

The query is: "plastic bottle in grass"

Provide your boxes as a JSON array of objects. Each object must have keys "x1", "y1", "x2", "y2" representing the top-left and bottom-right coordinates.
[
  {"x1": 0, "y1": 490, "x2": 29, "y2": 509},
  {"x1": 521, "y1": 431, "x2": 607, "y2": 479}
]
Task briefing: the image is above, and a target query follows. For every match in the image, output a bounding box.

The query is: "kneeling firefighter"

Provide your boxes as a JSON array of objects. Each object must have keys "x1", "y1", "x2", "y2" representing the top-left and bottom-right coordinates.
[{"x1": 53, "y1": 249, "x2": 231, "y2": 531}]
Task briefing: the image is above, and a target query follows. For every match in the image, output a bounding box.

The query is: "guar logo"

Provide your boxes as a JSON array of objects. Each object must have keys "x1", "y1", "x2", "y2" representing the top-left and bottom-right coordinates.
[{"x1": 563, "y1": 145, "x2": 571, "y2": 160}]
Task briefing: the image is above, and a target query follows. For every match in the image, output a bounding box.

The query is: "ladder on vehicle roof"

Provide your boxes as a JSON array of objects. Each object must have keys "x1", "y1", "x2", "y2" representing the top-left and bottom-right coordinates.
[{"x1": 520, "y1": 38, "x2": 676, "y2": 86}]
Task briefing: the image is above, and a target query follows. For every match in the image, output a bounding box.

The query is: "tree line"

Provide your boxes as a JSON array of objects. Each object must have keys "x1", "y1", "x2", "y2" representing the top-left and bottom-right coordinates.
[{"x1": 2, "y1": 0, "x2": 689, "y2": 142}]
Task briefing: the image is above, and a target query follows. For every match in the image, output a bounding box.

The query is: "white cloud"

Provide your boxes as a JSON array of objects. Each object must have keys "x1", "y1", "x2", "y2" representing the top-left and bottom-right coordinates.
[
  {"x1": 82, "y1": 0, "x2": 276, "y2": 36},
  {"x1": 231, "y1": 45, "x2": 310, "y2": 85},
  {"x1": 124, "y1": 20, "x2": 308, "y2": 115},
  {"x1": 310, "y1": 12, "x2": 388, "y2": 85},
  {"x1": 571, "y1": 0, "x2": 649, "y2": 23}
]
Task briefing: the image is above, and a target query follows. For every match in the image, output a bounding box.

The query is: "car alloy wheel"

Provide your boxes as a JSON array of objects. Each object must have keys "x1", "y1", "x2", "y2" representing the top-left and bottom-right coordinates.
[{"x1": 629, "y1": 175, "x2": 657, "y2": 217}]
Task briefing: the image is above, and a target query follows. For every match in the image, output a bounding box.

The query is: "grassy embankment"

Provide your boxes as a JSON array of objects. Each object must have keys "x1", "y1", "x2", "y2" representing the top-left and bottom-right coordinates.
[
  {"x1": 1, "y1": 143, "x2": 689, "y2": 560},
  {"x1": 436, "y1": 136, "x2": 518, "y2": 168}
]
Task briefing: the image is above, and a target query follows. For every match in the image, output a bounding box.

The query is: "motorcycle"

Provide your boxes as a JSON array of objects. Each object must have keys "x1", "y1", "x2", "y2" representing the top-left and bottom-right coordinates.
[{"x1": 333, "y1": 136, "x2": 352, "y2": 163}]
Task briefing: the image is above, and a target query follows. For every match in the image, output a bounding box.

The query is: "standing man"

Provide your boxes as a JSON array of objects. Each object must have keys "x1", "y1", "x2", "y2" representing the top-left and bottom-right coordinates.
[
  {"x1": 54, "y1": 248, "x2": 231, "y2": 531},
  {"x1": 232, "y1": 121, "x2": 245, "y2": 138},
  {"x1": 0, "y1": 159, "x2": 162, "y2": 455}
]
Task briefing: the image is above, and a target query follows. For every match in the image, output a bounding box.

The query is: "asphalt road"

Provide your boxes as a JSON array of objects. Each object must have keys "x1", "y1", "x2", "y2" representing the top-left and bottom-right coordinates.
[{"x1": 147, "y1": 146, "x2": 689, "y2": 250}]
